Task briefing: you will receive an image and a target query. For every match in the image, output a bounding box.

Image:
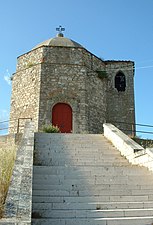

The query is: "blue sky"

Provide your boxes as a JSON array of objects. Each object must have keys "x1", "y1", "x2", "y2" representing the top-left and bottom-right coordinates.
[{"x1": 0, "y1": 0, "x2": 153, "y2": 138}]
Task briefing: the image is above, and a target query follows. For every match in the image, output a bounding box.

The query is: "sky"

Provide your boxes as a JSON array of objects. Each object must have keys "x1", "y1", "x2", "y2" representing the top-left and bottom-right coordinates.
[{"x1": 0, "y1": 0, "x2": 153, "y2": 138}]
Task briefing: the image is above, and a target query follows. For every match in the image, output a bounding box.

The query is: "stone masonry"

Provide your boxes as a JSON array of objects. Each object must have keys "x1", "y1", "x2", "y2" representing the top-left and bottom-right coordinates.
[{"x1": 9, "y1": 31, "x2": 135, "y2": 134}]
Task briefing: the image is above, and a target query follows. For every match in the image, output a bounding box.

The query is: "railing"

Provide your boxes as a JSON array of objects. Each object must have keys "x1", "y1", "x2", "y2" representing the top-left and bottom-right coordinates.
[
  {"x1": 0, "y1": 120, "x2": 9, "y2": 131},
  {"x1": 0, "y1": 118, "x2": 32, "y2": 134},
  {"x1": 109, "y1": 121, "x2": 153, "y2": 138},
  {"x1": 1, "y1": 119, "x2": 153, "y2": 138},
  {"x1": 0, "y1": 120, "x2": 9, "y2": 135}
]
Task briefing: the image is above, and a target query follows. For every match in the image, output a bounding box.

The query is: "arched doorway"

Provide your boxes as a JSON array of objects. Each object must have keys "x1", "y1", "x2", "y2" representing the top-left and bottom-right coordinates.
[{"x1": 52, "y1": 103, "x2": 72, "y2": 133}]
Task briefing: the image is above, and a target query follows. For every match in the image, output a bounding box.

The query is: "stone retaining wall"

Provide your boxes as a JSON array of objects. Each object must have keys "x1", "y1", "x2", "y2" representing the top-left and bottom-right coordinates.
[{"x1": 0, "y1": 121, "x2": 34, "y2": 225}]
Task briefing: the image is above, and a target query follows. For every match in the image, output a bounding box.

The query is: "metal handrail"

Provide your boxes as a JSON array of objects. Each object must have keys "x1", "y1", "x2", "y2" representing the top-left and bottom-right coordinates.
[
  {"x1": 0, "y1": 118, "x2": 32, "y2": 134},
  {"x1": 0, "y1": 119, "x2": 153, "y2": 136},
  {"x1": 109, "y1": 120, "x2": 153, "y2": 128},
  {"x1": 109, "y1": 121, "x2": 153, "y2": 136},
  {"x1": 0, "y1": 120, "x2": 9, "y2": 124}
]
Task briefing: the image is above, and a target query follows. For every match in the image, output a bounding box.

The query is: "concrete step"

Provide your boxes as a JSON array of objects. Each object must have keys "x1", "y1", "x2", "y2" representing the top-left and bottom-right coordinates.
[{"x1": 32, "y1": 217, "x2": 153, "y2": 225}]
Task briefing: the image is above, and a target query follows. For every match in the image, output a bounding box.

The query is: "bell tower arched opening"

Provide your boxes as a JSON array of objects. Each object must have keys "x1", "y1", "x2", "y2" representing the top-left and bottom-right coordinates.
[{"x1": 115, "y1": 71, "x2": 126, "y2": 92}]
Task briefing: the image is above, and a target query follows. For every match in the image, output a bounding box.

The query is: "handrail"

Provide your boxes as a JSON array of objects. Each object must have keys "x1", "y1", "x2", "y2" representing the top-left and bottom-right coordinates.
[
  {"x1": 109, "y1": 121, "x2": 153, "y2": 137},
  {"x1": 0, "y1": 119, "x2": 153, "y2": 136},
  {"x1": 110, "y1": 120, "x2": 153, "y2": 128},
  {"x1": 0, "y1": 120, "x2": 9, "y2": 124},
  {"x1": 0, "y1": 118, "x2": 32, "y2": 134}
]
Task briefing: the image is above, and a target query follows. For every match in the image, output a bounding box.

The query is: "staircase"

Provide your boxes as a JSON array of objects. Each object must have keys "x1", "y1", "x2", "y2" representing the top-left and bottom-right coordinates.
[{"x1": 32, "y1": 134, "x2": 153, "y2": 225}]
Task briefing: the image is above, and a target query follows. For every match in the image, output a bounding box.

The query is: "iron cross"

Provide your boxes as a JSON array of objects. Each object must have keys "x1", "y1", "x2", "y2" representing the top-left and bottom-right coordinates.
[{"x1": 56, "y1": 25, "x2": 65, "y2": 35}]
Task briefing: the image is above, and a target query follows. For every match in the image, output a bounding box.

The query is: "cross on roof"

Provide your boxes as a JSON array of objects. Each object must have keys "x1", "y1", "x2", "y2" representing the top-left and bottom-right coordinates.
[{"x1": 56, "y1": 25, "x2": 65, "y2": 35}]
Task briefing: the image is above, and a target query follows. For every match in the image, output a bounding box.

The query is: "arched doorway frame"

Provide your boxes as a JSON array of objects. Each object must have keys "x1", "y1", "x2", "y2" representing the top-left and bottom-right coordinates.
[{"x1": 52, "y1": 102, "x2": 73, "y2": 133}]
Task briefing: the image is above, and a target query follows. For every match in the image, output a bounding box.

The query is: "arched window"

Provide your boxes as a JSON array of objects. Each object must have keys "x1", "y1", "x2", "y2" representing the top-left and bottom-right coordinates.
[{"x1": 115, "y1": 72, "x2": 126, "y2": 92}]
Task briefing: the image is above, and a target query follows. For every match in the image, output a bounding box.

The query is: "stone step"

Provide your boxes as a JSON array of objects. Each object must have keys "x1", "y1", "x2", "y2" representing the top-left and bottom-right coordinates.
[
  {"x1": 34, "y1": 150, "x2": 119, "y2": 159},
  {"x1": 33, "y1": 174, "x2": 153, "y2": 186},
  {"x1": 32, "y1": 183, "x2": 153, "y2": 192},
  {"x1": 32, "y1": 195, "x2": 150, "y2": 204},
  {"x1": 34, "y1": 144, "x2": 112, "y2": 151},
  {"x1": 32, "y1": 133, "x2": 153, "y2": 224},
  {"x1": 34, "y1": 157, "x2": 128, "y2": 163},
  {"x1": 35, "y1": 143, "x2": 111, "y2": 147},
  {"x1": 32, "y1": 188, "x2": 153, "y2": 198},
  {"x1": 35, "y1": 142, "x2": 114, "y2": 148},
  {"x1": 34, "y1": 152, "x2": 121, "y2": 159},
  {"x1": 34, "y1": 133, "x2": 106, "y2": 141},
  {"x1": 33, "y1": 165, "x2": 151, "y2": 176},
  {"x1": 34, "y1": 160, "x2": 131, "y2": 166},
  {"x1": 32, "y1": 201, "x2": 153, "y2": 210},
  {"x1": 33, "y1": 169, "x2": 153, "y2": 180},
  {"x1": 32, "y1": 208, "x2": 153, "y2": 219},
  {"x1": 32, "y1": 217, "x2": 153, "y2": 225}
]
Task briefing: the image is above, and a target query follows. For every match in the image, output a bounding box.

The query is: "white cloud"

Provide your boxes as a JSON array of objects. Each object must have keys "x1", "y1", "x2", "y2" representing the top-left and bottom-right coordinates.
[
  {"x1": 4, "y1": 75, "x2": 11, "y2": 85},
  {"x1": 3, "y1": 69, "x2": 11, "y2": 85},
  {"x1": 0, "y1": 109, "x2": 9, "y2": 121}
]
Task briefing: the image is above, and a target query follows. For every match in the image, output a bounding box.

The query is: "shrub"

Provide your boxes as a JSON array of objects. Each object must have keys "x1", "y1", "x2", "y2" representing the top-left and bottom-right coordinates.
[{"x1": 42, "y1": 124, "x2": 60, "y2": 133}]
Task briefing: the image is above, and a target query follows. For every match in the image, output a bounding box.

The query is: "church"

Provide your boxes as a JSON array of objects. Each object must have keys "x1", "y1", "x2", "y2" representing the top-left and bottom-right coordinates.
[{"x1": 9, "y1": 26, "x2": 135, "y2": 134}]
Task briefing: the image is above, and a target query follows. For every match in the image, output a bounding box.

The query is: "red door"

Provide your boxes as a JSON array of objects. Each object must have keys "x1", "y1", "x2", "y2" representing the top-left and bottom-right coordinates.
[{"x1": 52, "y1": 103, "x2": 72, "y2": 133}]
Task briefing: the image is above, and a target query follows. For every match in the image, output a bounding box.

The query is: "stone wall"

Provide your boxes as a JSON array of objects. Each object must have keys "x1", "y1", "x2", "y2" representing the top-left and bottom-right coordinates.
[
  {"x1": 105, "y1": 61, "x2": 135, "y2": 134},
  {"x1": 38, "y1": 62, "x2": 87, "y2": 133},
  {"x1": 16, "y1": 48, "x2": 44, "y2": 72},
  {"x1": 9, "y1": 42, "x2": 135, "y2": 134},
  {"x1": 37, "y1": 46, "x2": 107, "y2": 133},
  {"x1": 9, "y1": 49, "x2": 42, "y2": 133},
  {"x1": 86, "y1": 71, "x2": 107, "y2": 133}
]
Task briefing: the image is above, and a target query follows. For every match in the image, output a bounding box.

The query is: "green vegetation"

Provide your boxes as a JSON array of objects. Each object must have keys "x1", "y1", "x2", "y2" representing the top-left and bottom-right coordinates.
[
  {"x1": 27, "y1": 61, "x2": 35, "y2": 68},
  {"x1": 132, "y1": 137, "x2": 153, "y2": 149},
  {"x1": 96, "y1": 70, "x2": 108, "y2": 79},
  {"x1": 42, "y1": 124, "x2": 60, "y2": 133},
  {"x1": 0, "y1": 144, "x2": 16, "y2": 218}
]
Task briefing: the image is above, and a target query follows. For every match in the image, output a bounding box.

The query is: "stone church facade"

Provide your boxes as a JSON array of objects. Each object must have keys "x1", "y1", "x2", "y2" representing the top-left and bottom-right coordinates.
[{"x1": 9, "y1": 29, "x2": 135, "y2": 134}]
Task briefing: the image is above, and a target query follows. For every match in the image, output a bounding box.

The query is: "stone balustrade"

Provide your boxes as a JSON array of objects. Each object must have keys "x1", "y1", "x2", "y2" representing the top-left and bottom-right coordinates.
[{"x1": 103, "y1": 123, "x2": 153, "y2": 171}]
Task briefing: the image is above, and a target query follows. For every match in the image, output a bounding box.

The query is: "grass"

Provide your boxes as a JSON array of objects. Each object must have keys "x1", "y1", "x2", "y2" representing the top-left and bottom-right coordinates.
[{"x1": 0, "y1": 143, "x2": 16, "y2": 218}]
